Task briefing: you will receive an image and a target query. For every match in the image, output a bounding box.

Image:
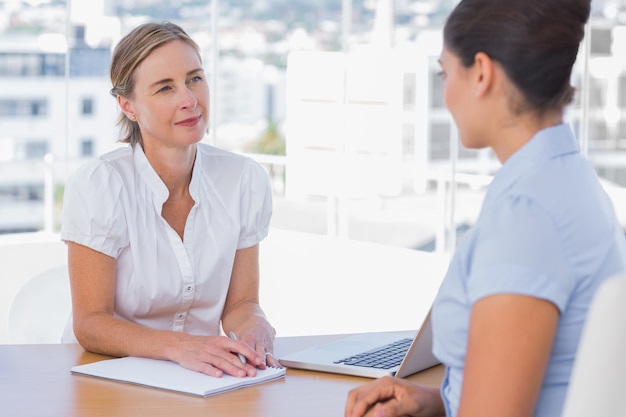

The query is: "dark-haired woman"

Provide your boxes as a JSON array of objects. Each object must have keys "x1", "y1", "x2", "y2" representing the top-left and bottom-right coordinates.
[{"x1": 345, "y1": 1, "x2": 626, "y2": 416}]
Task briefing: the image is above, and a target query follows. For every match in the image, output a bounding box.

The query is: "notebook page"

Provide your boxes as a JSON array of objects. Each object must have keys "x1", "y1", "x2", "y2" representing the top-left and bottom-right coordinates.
[{"x1": 71, "y1": 356, "x2": 286, "y2": 396}]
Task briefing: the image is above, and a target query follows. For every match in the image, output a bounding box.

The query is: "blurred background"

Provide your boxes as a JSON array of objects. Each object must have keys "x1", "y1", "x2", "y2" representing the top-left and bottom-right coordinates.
[{"x1": 2, "y1": 0, "x2": 626, "y2": 249}]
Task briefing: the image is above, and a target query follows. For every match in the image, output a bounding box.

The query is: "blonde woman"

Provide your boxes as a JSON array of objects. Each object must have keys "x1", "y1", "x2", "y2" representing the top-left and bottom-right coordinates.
[{"x1": 61, "y1": 22, "x2": 279, "y2": 378}]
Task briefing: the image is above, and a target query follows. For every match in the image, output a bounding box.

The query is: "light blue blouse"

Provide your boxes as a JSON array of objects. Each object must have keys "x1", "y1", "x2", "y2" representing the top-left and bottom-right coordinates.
[{"x1": 431, "y1": 124, "x2": 626, "y2": 417}]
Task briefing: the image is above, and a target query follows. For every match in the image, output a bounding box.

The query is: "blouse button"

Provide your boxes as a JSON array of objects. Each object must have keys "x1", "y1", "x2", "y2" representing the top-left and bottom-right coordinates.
[
  {"x1": 185, "y1": 285, "x2": 193, "y2": 292},
  {"x1": 178, "y1": 313, "x2": 185, "y2": 319}
]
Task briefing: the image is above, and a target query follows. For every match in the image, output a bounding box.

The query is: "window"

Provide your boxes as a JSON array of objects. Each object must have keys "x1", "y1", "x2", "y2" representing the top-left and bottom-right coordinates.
[
  {"x1": 0, "y1": 185, "x2": 43, "y2": 203},
  {"x1": 30, "y1": 101, "x2": 45, "y2": 116},
  {"x1": 80, "y1": 138, "x2": 94, "y2": 157},
  {"x1": 402, "y1": 123, "x2": 416, "y2": 160},
  {"x1": 0, "y1": 53, "x2": 65, "y2": 77},
  {"x1": 23, "y1": 141, "x2": 48, "y2": 160},
  {"x1": 403, "y1": 73, "x2": 416, "y2": 111},
  {"x1": 0, "y1": 99, "x2": 48, "y2": 117},
  {"x1": 430, "y1": 68, "x2": 445, "y2": 109},
  {"x1": 0, "y1": 1, "x2": 623, "y2": 254},
  {"x1": 429, "y1": 122, "x2": 451, "y2": 161},
  {"x1": 81, "y1": 98, "x2": 94, "y2": 116}
]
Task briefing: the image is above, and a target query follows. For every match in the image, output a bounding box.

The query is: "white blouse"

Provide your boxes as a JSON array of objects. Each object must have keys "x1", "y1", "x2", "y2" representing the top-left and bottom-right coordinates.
[{"x1": 60, "y1": 143, "x2": 272, "y2": 341}]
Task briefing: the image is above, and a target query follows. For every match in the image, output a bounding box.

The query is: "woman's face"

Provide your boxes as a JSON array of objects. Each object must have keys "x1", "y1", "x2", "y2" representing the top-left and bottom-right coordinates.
[
  {"x1": 123, "y1": 39, "x2": 209, "y2": 150},
  {"x1": 438, "y1": 47, "x2": 485, "y2": 150}
]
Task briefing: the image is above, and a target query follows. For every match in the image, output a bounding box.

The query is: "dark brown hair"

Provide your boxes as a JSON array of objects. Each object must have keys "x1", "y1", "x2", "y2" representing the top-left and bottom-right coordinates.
[{"x1": 444, "y1": 0, "x2": 590, "y2": 115}]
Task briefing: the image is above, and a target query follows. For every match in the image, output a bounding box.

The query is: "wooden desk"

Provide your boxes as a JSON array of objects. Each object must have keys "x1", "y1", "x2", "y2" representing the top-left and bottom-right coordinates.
[{"x1": 0, "y1": 335, "x2": 444, "y2": 417}]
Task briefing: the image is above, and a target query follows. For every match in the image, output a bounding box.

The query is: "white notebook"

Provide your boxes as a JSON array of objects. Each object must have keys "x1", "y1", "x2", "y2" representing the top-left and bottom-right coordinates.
[{"x1": 71, "y1": 356, "x2": 286, "y2": 397}]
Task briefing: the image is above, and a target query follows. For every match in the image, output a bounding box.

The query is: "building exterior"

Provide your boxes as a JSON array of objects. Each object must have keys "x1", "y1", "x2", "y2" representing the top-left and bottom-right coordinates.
[
  {"x1": 1, "y1": 1, "x2": 626, "y2": 236},
  {"x1": 0, "y1": 25, "x2": 286, "y2": 233},
  {"x1": 0, "y1": 30, "x2": 116, "y2": 232}
]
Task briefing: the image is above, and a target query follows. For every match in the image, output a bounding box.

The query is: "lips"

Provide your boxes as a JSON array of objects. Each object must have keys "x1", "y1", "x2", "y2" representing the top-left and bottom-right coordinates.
[{"x1": 176, "y1": 115, "x2": 202, "y2": 127}]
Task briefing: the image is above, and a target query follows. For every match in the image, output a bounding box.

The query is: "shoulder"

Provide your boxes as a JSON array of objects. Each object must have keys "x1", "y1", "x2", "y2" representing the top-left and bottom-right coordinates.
[
  {"x1": 471, "y1": 190, "x2": 566, "y2": 277},
  {"x1": 75, "y1": 145, "x2": 132, "y2": 173},
  {"x1": 478, "y1": 193, "x2": 556, "y2": 245},
  {"x1": 68, "y1": 146, "x2": 133, "y2": 191},
  {"x1": 505, "y1": 153, "x2": 612, "y2": 240},
  {"x1": 100, "y1": 145, "x2": 133, "y2": 162}
]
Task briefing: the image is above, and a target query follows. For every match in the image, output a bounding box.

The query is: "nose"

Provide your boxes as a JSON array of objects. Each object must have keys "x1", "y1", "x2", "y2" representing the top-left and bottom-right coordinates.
[{"x1": 179, "y1": 86, "x2": 197, "y2": 110}]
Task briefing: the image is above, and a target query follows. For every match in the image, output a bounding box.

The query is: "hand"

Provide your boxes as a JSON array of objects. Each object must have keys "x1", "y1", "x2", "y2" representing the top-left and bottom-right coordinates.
[
  {"x1": 232, "y1": 316, "x2": 282, "y2": 369},
  {"x1": 345, "y1": 376, "x2": 445, "y2": 417},
  {"x1": 173, "y1": 335, "x2": 263, "y2": 378}
]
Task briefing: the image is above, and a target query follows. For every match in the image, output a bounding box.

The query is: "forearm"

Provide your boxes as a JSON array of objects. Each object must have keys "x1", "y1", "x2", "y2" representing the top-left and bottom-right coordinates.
[
  {"x1": 74, "y1": 312, "x2": 191, "y2": 360},
  {"x1": 221, "y1": 300, "x2": 274, "y2": 337}
]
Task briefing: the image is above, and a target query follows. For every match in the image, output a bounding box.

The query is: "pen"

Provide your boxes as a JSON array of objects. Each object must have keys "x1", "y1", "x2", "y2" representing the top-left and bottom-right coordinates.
[{"x1": 228, "y1": 331, "x2": 247, "y2": 364}]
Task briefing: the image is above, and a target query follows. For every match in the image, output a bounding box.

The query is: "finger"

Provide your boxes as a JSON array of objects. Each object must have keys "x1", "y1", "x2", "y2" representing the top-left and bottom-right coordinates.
[
  {"x1": 189, "y1": 349, "x2": 249, "y2": 378},
  {"x1": 264, "y1": 351, "x2": 283, "y2": 368},
  {"x1": 371, "y1": 395, "x2": 422, "y2": 417},
  {"x1": 364, "y1": 402, "x2": 392, "y2": 417},
  {"x1": 252, "y1": 343, "x2": 270, "y2": 368},
  {"x1": 210, "y1": 340, "x2": 259, "y2": 377},
  {"x1": 194, "y1": 361, "x2": 224, "y2": 378},
  {"x1": 345, "y1": 385, "x2": 370, "y2": 417},
  {"x1": 365, "y1": 400, "x2": 403, "y2": 417},
  {"x1": 345, "y1": 378, "x2": 395, "y2": 417},
  {"x1": 229, "y1": 338, "x2": 263, "y2": 369},
  {"x1": 213, "y1": 352, "x2": 258, "y2": 378}
]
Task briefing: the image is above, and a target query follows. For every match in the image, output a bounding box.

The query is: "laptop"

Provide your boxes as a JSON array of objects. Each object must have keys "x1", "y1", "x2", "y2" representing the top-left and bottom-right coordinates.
[{"x1": 278, "y1": 309, "x2": 439, "y2": 378}]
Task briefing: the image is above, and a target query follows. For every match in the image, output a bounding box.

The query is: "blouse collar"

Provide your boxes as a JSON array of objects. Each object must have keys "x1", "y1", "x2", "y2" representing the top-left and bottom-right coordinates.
[
  {"x1": 482, "y1": 123, "x2": 580, "y2": 209},
  {"x1": 133, "y1": 144, "x2": 202, "y2": 208}
]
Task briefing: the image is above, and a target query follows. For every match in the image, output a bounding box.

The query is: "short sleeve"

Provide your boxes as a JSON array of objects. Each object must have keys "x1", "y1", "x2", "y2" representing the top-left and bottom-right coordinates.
[
  {"x1": 60, "y1": 160, "x2": 129, "y2": 258},
  {"x1": 237, "y1": 158, "x2": 272, "y2": 249},
  {"x1": 467, "y1": 195, "x2": 575, "y2": 312}
]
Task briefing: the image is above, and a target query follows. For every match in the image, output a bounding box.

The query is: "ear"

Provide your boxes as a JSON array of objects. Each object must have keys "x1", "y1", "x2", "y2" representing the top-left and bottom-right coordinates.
[
  {"x1": 472, "y1": 52, "x2": 495, "y2": 98},
  {"x1": 117, "y1": 95, "x2": 135, "y2": 120}
]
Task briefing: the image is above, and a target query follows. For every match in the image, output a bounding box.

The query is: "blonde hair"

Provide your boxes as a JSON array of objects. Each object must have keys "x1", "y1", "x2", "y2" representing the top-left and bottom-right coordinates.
[{"x1": 109, "y1": 21, "x2": 201, "y2": 146}]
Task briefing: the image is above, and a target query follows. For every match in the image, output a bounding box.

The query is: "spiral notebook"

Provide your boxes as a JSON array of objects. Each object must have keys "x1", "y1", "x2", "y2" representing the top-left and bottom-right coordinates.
[{"x1": 71, "y1": 356, "x2": 286, "y2": 397}]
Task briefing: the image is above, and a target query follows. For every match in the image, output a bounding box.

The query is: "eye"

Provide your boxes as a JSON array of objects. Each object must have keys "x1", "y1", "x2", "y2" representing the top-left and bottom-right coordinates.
[
  {"x1": 188, "y1": 75, "x2": 203, "y2": 84},
  {"x1": 156, "y1": 85, "x2": 172, "y2": 93}
]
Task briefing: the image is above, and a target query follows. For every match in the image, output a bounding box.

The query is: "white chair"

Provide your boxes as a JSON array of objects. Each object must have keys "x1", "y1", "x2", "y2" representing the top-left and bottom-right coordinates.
[
  {"x1": 561, "y1": 274, "x2": 626, "y2": 417},
  {"x1": 7, "y1": 265, "x2": 72, "y2": 344}
]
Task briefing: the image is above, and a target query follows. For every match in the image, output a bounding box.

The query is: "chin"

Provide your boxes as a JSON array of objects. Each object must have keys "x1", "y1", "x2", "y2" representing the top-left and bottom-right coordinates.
[
  {"x1": 188, "y1": 128, "x2": 207, "y2": 144},
  {"x1": 458, "y1": 133, "x2": 482, "y2": 150}
]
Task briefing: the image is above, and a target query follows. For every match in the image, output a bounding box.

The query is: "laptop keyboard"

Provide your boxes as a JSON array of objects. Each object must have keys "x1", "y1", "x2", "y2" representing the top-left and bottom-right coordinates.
[{"x1": 333, "y1": 338, "x2": 413, "y2": 369}]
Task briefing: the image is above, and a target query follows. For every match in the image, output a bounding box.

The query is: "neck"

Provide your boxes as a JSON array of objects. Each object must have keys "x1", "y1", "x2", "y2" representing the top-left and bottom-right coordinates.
[
  {"x1": 491, "y1": 110, "x2": 563, "y2": 163},
  {"x1": 143, "y1": 143, "x2": 197, "y2": 197}
]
